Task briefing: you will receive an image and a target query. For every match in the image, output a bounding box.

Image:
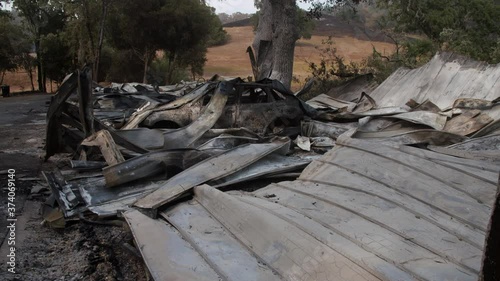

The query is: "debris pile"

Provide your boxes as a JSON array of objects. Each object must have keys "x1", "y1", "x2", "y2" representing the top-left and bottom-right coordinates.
[
  {"x1": 42, "y1": 70, "x2": 327, "y2": 221},
  {"x1": 42, "y1": 52, "x2": 500, "y2": 280}
]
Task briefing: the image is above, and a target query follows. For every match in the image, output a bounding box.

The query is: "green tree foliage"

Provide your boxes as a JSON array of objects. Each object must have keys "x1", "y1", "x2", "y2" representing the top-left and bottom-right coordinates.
[
  {"x1": 155, "y1": 0, "x2": 215, "y2": 82},
  {"x1": 106, "y1": 49, "x2": 145, "y2": 83},
  {"x1": 95, "y1": 45, "x2": 115, "y2": 82},
  {"x1": 0, "y1": 9, "x2": 32, "y2": 86},
  {"x1": 307, "y1": 0, "x2": 500, "y2": 97},
  {"x1": 149, "y1": 56, "x2": 190, "y2": 85},
  {"x1": 14, "y1": 52, "x2": 36, "y2": 91},
  {"x1": 60, "y1": 0, "x2": 113, "y2": 81},
  {"x1": 296, "y1": 7, "x2": 315, "y2": 39},
  {"x1": 207, "y1": 7, "x2": 229, "y2": 47},
  {"x1": 0, "y1": 12, "x2": 18, "y2": 80},
  {"x1": 363, "y1": 38, "x2": 436, "y2": 82},
  {"x1": 378, "y1": 0, "x2": 500, "y2": 63},
  {"x1": 108, "y1": 0, "x2": 216, "y2": 83},
  {"x1": 7, "y1": 0, "x2": 227, "y2": 88},
  {"x1": 177, "y1": 43, "x2": 208, "y2": 80},
  {"x1": 63, "y1": 1, "x2": 101, "y2": 67},
  {"x1": 40, "y1": 33, "x2": 73, "y2": 83},
  {"x1": 107, "y1": 0, "x2": 162, "y2": 83},
  {"x1": 13, "y1": 0, "x2": 67, "y2": 91}
]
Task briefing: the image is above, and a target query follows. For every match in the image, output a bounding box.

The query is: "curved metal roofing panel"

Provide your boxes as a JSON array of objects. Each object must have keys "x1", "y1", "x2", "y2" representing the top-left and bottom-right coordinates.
[
  {"x1": 369, "y1": 52, "x2": 500, "y2": 109},
  {"x1": 126, "y1": 138, "x2": 498, "y2": 281}
]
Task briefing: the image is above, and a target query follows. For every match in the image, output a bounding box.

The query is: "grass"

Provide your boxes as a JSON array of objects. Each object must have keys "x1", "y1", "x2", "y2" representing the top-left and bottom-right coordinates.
[
  {"x1": 2, "y1": 70, "x2": 58, "y2": 93},
  {"x1": 2, "y1": 26, "x2": 395, "y2": 93},
  {"x1": 205, "y1": 26, "x2": 395, "y2": 90}
]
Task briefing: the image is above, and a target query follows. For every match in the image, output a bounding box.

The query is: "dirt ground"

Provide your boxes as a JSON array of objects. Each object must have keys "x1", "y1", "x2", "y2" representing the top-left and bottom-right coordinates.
[{"x1": 0, "y1": 94, "x2": 148, "y2": 281}]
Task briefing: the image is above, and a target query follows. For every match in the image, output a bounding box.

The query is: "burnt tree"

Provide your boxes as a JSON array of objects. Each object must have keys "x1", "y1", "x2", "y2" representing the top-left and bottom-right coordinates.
[{"x1": 252, "y1": 0, "x2": 299, "y2": 89}]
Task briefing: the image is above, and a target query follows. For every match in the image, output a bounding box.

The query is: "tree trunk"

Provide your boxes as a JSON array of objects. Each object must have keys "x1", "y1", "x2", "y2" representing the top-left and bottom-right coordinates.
[
  {"x1": 269, "y1": 0, "x2": 298, "y2": 89},
  {"x1": 27, "y1": 63, "x2": 34, "y2": 91},
  {"x1": 34, "y1": 32, "x2": 46, "y2": 92},
  {"x1": 252, "y1": 0, "x2": 273, "y2": 80},
  {"x1": 166, "y1": 53, "x2": 177, "y2": 84},
  {"x1": 95, "y1": 0, "x2": 109, "y2": 82},
  {"x1": 143, "y1": 49, "x2": 150, "y2": 84},
  {"x1": 83, "y1": 1, "x2": 97, "y2": 65},
  {"x1": 41, "y1": 59, "x2": 47, "y2": 92},
  {"x1": 252, "y1": 0, "x2": 298, "y2": 89},
  {"x1": 78, "y1": 38, "x2": 85, "y2": 66}
]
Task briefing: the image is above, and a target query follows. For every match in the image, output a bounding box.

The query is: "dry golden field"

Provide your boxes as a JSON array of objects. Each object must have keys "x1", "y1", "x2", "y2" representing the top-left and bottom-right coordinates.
[
  {"x1": 204, "y1": 26, "x2": 395, "y2": 90},
  {"x1": 2, "y1": 70, "x2": 59, "y2": 93},
  {"x1": 2, "y1": 26, "x2": 395, "y2": 93}
]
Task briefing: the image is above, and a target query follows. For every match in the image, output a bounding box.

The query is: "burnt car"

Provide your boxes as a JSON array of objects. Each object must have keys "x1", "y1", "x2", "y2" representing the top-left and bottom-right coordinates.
[{"x1": 140, "y1": 78, "x2": 313, "y2": 134}]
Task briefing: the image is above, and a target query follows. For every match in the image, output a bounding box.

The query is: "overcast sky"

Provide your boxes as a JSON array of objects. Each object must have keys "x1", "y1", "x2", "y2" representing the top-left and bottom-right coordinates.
[
  {"x1": 207, "y1": 0, "x2": 312, "y2": 14},
  {"x1": 207, "y1": 0, "x2": 256, "y2": 14}
]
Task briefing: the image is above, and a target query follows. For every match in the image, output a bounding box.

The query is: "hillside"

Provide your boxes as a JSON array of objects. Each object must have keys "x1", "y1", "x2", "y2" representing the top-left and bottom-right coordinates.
[
  {"x1": 223, "y1": 14, "x2": 390, "y2": 42},
  {"x1": 312, "y1": 14, "x2": 389, "y2": 42},
  {"x1": 204, "y1": 26, "x2": 395, "y2": 90}
]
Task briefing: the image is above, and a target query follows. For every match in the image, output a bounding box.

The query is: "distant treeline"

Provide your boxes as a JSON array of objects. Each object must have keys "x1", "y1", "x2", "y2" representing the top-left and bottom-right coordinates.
[{"x1": 0, "y1": 0, "x2": 229, "y2": 91}]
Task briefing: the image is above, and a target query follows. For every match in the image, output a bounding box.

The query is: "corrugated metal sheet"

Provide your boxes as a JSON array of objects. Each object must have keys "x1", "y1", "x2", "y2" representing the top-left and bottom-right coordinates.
[
  {"x1": 325, "y1": 53, "x2": 500, "y2": 128},
  {"x1": 368, "y1": 52, "x2": 500, "y2": 109},
  {"x1": 125, "y1": 137, "x2": 498, "y2": 281}
]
